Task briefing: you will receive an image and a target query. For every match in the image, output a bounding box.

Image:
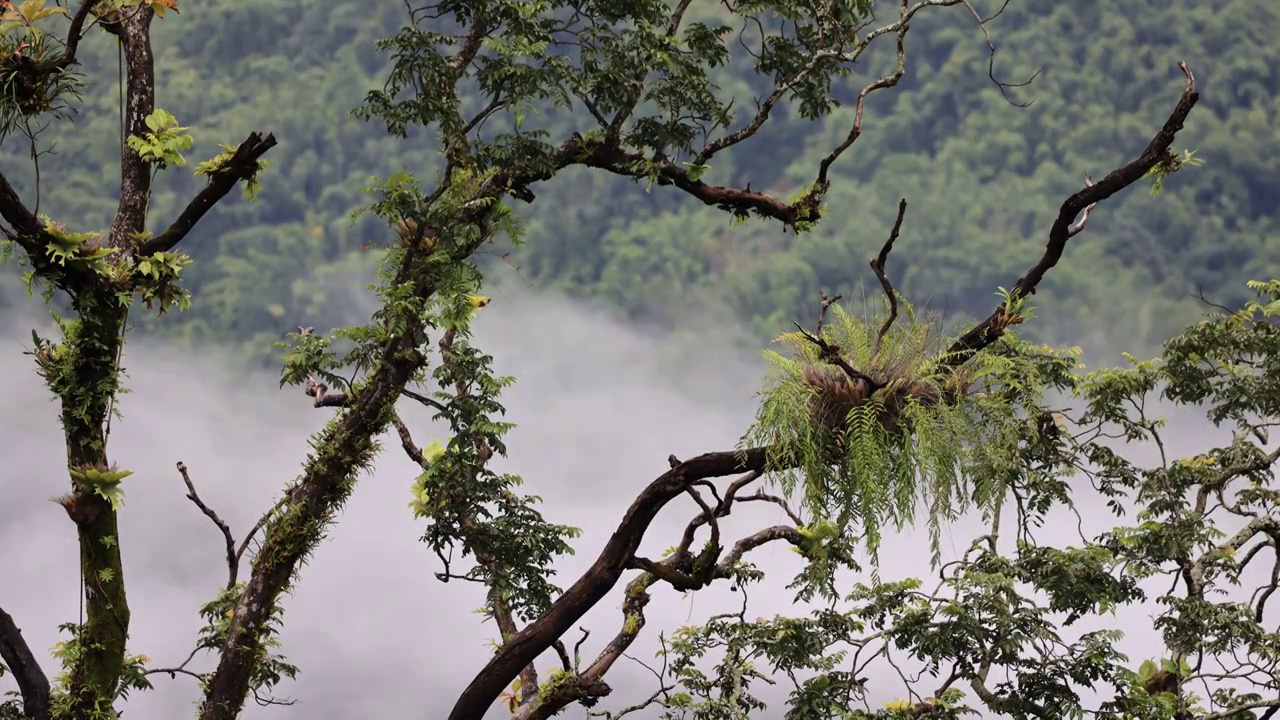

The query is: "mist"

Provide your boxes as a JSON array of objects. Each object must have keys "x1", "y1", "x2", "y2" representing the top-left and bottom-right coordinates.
[{"x1": 0, "y1": 282, "x2": 1248, "y2": 719}]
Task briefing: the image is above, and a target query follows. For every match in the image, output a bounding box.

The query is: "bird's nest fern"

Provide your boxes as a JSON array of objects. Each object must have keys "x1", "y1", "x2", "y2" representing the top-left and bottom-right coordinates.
[
  {"x1": 745, "y1": 296, "x2": 1048, "y2": 562},
  {"x1": 0, "y1": 28, "x2": 83, "y2": 141}
]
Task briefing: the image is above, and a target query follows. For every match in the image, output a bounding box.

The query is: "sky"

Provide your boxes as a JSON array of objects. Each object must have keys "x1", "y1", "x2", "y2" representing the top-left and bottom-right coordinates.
[{"x1": 0, "y1": 283, "x2": 1263, "y2": 719}]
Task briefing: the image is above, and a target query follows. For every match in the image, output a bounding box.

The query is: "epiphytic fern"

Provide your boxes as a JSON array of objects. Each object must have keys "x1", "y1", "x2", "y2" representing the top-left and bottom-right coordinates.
[{"x1": 744, "y1": 294, "x2": 1062, "y2": 564}]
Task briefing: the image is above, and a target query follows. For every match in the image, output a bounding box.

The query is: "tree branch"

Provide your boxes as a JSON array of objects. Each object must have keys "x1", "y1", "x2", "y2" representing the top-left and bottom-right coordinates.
[
  {"x1": 945, "y1": 61, "x2": 1200, "y2": 365},
  {"x1": 447, "y1": 448, "x2": 768, "y2": 720},
  {"x1": 52, "y1": 0, "x2": 106, "y2": 70},
  {"x1": 176, "y1": 461, "x2": 239, "y2": 589},
  {"x1": 0, "y1": 169, "x2": 66, "y2": 278},
  {"x1": 871, "y1": 198, "x2": 907, "y2": 355},
  {"x1": 199, "y1": 112, "x2": 511, "y2": 720},
  {"x1": 520, "y1": 522, "x2": 804, "y2": 720},
  {"x1": 0, "y1": 606, "x2": 51, "y2": 720},
  {"x1": 136, "y1": 132, "x2": 277, "y2": 256},
  {"x1": 714, "y1": 525, "x2": 805, "y2": 575},
  {"x1": 573, "y1": 140, "x2": 825, "y2": 227},
  {"x1": 814, "y1": 3, "x2": 915, "y2": 188},
  {"x1": 388, "y1": 411, "x2": 423, "y2": 466}
]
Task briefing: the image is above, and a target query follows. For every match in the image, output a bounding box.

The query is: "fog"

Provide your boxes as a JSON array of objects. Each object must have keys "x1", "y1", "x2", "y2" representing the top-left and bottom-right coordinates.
[{"x1": 0, "y1": 284, "x2": 1253, "y2": 719}]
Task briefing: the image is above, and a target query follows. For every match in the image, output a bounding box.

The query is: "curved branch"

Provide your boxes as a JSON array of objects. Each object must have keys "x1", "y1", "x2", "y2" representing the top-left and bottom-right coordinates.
[
  {"x1": 0, "y1": 606, "x2": 51, "y2": 720},
  {"x1": 447, "y1": 447, "x2": 769, "y2": 720},
  {"x1": 51, "y1": 0, "x2": 106, "y2": 70},
  {"x1": 871, "y1": 199, "x2": 908, "y2": 355},
  {"x1": 519, "y1": 523, "x2": 804, "y2": 720},
  {"x1": 945, "y1": 62, "x2": 1200, "y2": 365},
  {"x1": 176, "y1": 461, "x2": 239, "y2": 590}
]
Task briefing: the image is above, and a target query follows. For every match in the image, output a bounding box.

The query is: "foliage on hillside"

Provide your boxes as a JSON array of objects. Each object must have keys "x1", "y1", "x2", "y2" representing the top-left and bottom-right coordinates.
[{"x1": 0, "y1": 0, "x2": 1275, "y2": 361}]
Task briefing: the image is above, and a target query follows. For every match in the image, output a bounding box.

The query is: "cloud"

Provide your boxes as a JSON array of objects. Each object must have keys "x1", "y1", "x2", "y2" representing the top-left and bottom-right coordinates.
[{"x1": 0, "y1": 285, "x2": 1257, "y2": 719}]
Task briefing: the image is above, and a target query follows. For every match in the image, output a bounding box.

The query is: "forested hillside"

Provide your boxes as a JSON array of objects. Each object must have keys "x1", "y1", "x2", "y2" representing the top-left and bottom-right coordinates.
[{"x1": 1, "y1": 0, "x2": 1275, "y2": 361}]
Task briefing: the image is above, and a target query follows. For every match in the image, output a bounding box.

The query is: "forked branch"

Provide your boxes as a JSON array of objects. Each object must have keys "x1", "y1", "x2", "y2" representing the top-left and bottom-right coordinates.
[
  {"x1": 176, "y1": 461, "x2": 281, "y2": 590},
  {"x1": 447, "y1": 450, "x2": 769, "y2": 719},
  {"x1": 52, "y1": 0, "x2": 106, "y2": 70},
  {"x1": 872, "y1": 198, "x2": 908, "y2": 354}
]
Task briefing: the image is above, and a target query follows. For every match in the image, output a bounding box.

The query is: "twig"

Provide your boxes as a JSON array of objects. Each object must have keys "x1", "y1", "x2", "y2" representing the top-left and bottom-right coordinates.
[
  {"x1": 143, "y1": 645, "x2": 202, "y2": 680},
  {"x1": 177, "y1": 462, "x2": 239, "y2": 589},
  {"x1": 739, "y1": 490, "x2": 805, "y2": 526},
  {"x1": 235, "y1": 498, "x2": 285, "y2": 572},
  {"x1": 389, "y1": 411, "x2": 424, "y2": 465},
  {"x1": 1191, "y1": 284, "x2": 1235, "y2": 316},
  {"x1": 959, "y1": 0, "x2": 1038, "y2": 107},
  {"x1": 814, "y1": 292, "x2": 842, "y2": 336},
  {"x1": 871, "y1": 198, "x2": 908, "y2": 354},
  {"x1": 572, "y1": 627, "x2": 591, "y2": 670},
  {"x1": 793, "y1": 320, "x2": 884, "y2": 392},
  {"x1": 401, "y1": 387, "x2": 449, "y2": 414}
]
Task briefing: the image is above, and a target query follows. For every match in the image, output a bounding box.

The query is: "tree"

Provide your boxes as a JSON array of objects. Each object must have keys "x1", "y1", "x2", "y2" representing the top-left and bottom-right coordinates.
[
  {"x1": 12, "y1": 0, "x2": 1277, "y2": 719},
  {"x1": 0, "y1": 0, "x2": 274, "y2": 718}
]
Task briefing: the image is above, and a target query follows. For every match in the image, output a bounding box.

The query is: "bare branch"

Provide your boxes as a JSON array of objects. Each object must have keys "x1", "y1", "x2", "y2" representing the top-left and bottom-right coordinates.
[
  {"x1": 552, "y1": 639, "x2": 572, "y2": 672},
  {"x1": 143, "y1": 645, "x2": 202, "y2": 681},
  {"x1": 945, "y1": 61, "x2": 1200, "y2": 365},
  {"x1": 0, "y1": 606, "x2": 51, "y2": 720},
  {"x1": 1190, "y1": 284, "x2": 1236, "y2": 316},
  {"x1": 738, "y1": 489, "x2": 804, "y2": 526},
  {"x1": 521, "y1": 521, "x2": 804, "y2": 719},
  {"x1": 572, "y1": 140, "x2": 825, "y2": 228},
  {"x1": 388, "y1": 411, "x2": 423, "y2": 466},
  {"x1": 815, "y1": 8, "x2": 911, "y2": 188},
  {"x1": 0, "y1": 169, "x2": 52, "y2": 261},
  {"x1": 572, "y1": 627, "x2": 590, "y2": 671},
  {"x1": 679, "y1": 471, "x2": 764, "y2": 554},
  {"x1": 401, "y1": 387, "x2": 449, "y2": 414},
  {"x1": 871, "y1": 198, "x2": 908, "y2": 354},
  {"x1": 176, "y1": 461, "x2": 239, "y2": 590},
  {"x1": 959, "y1": 0, "x2": 1038, "y2": 107},
  {"x1": 234, "y1": 498, "x2": 285, "y2": 571},
  {"x1": 714, "y1": 525, "x2": 805, "y2": 575},
  {"x1": 794, "y1": 318, "x2": 884, "y2": 392}
]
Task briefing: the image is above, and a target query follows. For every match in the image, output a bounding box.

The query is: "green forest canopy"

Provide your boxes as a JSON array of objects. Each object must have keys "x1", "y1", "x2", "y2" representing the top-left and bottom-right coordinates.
[{"x1": 1, "y1": 0, "x2": 1276, "y2": 360}]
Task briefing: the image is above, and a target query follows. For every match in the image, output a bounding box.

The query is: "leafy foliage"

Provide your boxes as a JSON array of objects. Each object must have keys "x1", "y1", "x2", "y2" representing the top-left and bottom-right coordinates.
[
  {"x1": 2, "y1": 0, "x2": 1273, "y2": 361},
  {"x1": 125, "y1": 109, "x2": 194, "y2": 169},
  {"x1": 640, "y1": 280, "x2": 1280, "y2": 720},
  {"x1": 1, "y1": 1, "x2": 1277, "y2": 720},
  {"x1": 746, "y1": 296, "x2": 1076, "y2": 570}
]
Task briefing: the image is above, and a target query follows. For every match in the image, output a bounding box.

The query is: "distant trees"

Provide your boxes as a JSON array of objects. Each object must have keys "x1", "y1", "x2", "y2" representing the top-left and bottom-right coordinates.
[{"x1": 10, "y1": 2, "x2": 1280, "y2": 720}]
